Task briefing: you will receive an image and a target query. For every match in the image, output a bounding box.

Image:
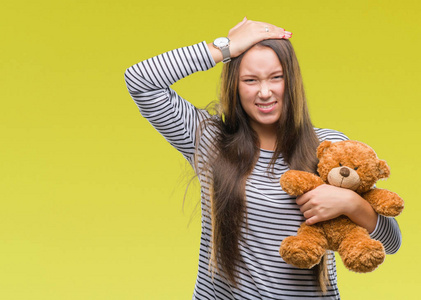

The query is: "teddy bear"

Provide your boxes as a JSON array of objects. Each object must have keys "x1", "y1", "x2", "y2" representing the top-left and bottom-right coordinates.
[{"x1": 279, "y1": 140, "x2": 404, "y2": 273}]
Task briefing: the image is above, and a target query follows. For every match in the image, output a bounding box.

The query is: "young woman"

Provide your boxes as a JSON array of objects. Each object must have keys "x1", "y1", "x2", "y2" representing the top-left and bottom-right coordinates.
[{"x1": 124, "y1": 18, "x2": 402, "y2": 299}]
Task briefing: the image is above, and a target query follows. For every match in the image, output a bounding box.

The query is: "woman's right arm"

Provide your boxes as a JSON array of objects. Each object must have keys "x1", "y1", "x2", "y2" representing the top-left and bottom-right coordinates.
[
  {"x1": 125, "y1": 17, "x2": 292, "y2": 103},
  {"x1": 124, "y1": 41, "x2": 215, "y2": 162},
  {"x1": 124, "y1": 18, "x2": 291, "y2": 160}
]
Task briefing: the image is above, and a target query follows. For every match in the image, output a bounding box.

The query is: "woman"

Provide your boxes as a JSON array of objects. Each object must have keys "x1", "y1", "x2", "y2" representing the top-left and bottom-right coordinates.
[{"x1": 124, "y1": 18, "x2": 401, "y2": 299}]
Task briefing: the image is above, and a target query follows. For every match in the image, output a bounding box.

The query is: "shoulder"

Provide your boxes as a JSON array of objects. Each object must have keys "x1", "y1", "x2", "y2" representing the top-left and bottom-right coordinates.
[{"x1": 314, "y1": 127, "x2": 349, "y2": 142}]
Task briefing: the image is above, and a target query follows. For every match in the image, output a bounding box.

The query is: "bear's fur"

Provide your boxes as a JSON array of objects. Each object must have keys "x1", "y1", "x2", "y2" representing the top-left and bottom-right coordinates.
[{"x1": 279, "y1": 140, "x2": 404, "y2": 273}]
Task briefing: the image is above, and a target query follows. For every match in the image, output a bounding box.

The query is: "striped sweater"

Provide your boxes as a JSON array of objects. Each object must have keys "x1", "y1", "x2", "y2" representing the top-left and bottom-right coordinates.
[{"x1": 124, "y1": 41, "x2": 402, "y2": 299}]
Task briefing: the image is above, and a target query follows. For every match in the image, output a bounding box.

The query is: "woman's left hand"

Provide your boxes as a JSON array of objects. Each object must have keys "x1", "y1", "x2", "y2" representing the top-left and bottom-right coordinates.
[
  {"x1": 296, "y1": 184, "x2": 351, "y2": 225},
  {"x1": 296, "y1": 184, "x2": 378, "y2": 233}
]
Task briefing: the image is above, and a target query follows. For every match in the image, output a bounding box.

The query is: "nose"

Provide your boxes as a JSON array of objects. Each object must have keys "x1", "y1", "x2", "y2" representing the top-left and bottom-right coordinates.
[
  {"x1": 340, "y1": 167, "x2": 350, "y2": 177},
  {"x1": 258, "y1": 82, "x2": 272, "y2": 99}
]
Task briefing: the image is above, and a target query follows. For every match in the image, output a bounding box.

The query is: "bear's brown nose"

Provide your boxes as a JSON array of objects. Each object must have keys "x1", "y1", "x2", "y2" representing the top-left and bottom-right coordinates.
[{"x1": 340, "y1": 167, "x2": 350, "y2": 177}]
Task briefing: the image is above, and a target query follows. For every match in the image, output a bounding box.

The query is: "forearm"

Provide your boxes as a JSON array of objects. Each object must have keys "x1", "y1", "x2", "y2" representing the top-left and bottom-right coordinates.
[
  {"x1": 207, "y1": 43, "x2": 223, "y2": 64},
  {"x1": 124, "y1": 41, "x2": 215, "y2": 120},
  {"x1": 125, "y1": 41, "x2": 215, "y2": 95},
  {"x1": 345, "y1": 191, "x2": 378, "y2": 233}
]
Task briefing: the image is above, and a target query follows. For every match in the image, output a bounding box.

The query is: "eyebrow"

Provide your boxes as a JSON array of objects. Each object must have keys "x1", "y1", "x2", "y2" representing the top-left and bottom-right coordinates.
[{"x1": 239, "y1": 70, "x2": 284, "y2": 78}]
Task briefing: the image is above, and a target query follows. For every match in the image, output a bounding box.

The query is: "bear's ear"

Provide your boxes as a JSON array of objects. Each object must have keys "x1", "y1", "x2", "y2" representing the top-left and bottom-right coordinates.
[
  {"x1": 317, "y1": 141, "x2": 332, "y2": 159},
  {"x1": 378, "y1": 159, "x2": 391, "y2": 179}
]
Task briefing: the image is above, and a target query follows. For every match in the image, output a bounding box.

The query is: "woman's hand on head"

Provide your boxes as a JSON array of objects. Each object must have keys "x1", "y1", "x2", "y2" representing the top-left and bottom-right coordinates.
[
  {"x1": 208, "y1": 17, "x2": 292, "y2": 63},
  {"x1": 228, "y1": 17, "x2": 292, "y2": 58},
  {"x1": 296, "y1": 184, "x2": 378, "y2": 233}
]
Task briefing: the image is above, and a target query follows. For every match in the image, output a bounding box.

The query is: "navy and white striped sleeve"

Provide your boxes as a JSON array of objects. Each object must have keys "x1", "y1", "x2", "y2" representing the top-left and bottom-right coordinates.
[
  {"x1": 124, "y1": 41, "x2": 216, "y2": 162},
  {"x1": 370, "y1": 215, "x2": 402, "y2": 254},
  {"x1": 315, "y1": 128, "x2": 349, "y2": 143}
]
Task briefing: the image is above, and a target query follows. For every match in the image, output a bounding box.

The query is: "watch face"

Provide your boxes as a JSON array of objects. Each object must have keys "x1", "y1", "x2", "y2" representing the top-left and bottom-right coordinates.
[{"x1": 214, "y1": 37, "x2": 229, "y2": 47}]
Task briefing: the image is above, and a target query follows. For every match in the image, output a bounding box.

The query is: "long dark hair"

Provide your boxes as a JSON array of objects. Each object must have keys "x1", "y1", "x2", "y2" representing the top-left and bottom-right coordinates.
[{"x1": 198, "y1": 39, "x2": 326, "y2": 290}]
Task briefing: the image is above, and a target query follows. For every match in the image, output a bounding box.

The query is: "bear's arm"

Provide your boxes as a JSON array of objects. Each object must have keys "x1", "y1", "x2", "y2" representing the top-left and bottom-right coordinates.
[
  {"x1": 362, "y1": 188, "x2": 404, "y2": 217},
  {"x1": 280, "y1": 170, "x2": 325, "y2": 196}
]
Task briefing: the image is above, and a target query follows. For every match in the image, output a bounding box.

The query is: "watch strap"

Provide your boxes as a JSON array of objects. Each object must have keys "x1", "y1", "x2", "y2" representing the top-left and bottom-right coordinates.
[
  {"x1": 213, "y1": 37, "x2": 231, "y2": 64},
  {"x1": 221, "y1": 46, "x2": 231, "y2": 63}
]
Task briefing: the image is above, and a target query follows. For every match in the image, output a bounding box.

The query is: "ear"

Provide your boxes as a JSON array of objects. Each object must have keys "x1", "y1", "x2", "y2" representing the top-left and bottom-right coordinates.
[
  {"x1": 317, "y1": 141, "x2": 332, "y2": 159},
  {"x1": 377, "y1": 159, "x2": 390, "y2": 179}
]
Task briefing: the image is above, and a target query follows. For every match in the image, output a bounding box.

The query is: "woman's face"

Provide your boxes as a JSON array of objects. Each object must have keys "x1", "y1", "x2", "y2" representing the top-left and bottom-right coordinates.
[{"x1": 238, "y1": 46, "x2": 285, "y2": 134}]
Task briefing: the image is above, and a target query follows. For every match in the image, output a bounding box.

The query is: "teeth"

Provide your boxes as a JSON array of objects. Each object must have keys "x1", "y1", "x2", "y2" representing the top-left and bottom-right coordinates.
[{"x1": 257, "y1": 103, "x2": 276, "y2": 109}]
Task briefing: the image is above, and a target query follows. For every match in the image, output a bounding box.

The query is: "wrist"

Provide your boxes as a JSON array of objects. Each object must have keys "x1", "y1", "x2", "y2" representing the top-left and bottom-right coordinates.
[
  {"x1": 343, "y1": 189, "x2": 362, "y2": 217},
  {"x1": 207, "y1": 42, "x2": 223, "y2": 64},
  {"x1": 210, "y1": 37, "x2": 231, "y2": 64}
]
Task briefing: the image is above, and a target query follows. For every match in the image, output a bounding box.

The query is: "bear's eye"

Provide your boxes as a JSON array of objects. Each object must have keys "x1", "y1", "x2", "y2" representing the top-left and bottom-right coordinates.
[
  {"x1": 354, "y1": 167, "x2": 359, "y2": 170},
  {"x1": 339, "y1": 163, "x2": 342, "y2": 167}
]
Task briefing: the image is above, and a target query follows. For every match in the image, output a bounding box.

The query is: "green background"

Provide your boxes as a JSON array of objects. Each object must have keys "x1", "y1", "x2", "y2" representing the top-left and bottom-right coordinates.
[{"x1": 1, "y1": 0, "x2": 419, "y2": 299}]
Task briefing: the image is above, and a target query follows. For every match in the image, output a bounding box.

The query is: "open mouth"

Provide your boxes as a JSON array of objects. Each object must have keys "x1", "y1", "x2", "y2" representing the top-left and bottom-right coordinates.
[
  {"x1": 256, "y1": 102, "x2": 277, "y2": 112},
  {"x1": 256, "y1": 102, "x2": 276, "y2": 109}
]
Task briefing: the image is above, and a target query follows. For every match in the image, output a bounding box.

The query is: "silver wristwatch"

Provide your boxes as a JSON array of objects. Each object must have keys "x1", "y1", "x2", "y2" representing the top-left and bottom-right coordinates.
[{"x1": 213, "y1": 37, "x2": 231, "y2": 63}]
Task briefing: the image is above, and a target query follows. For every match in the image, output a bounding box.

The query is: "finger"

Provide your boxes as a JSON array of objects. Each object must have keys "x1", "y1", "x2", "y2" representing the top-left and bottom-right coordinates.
[
  {"x1": 283, "y1": 32, "x2": 292, "y2": 39},
  {"x1": 300, "y1": 202, "x2": 312, "y2": 214},
  {"x1": 303, "y1": 209, "x2": 316, "y2": 220},
  {"x1": 273, "y1": 28, "x2": 292, "y2": 39},
  {"x1": 280, "y1": 28, "x2": 292, "y2": 39},
  {"x1": 306, "y1": 216, "x2": 319, "y2": 226},
  {"x1": 295, "y1": 195, "x2": 308, "y2": 206},
  {"x1": 273, "y1": 27, "x2": 292, "y2": 39},
  {"x1": 259, "y1": 23, "x2": 292, "y2": 39}
]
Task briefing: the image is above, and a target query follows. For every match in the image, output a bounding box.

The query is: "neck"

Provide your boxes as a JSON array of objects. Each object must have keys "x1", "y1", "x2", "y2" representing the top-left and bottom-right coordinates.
[
  {"x1": 259, "y1": 136, "x2": 277, "y2": 151},
  {"x1": 252, "y1": 124, "x2": 277, "y2": 151}
]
